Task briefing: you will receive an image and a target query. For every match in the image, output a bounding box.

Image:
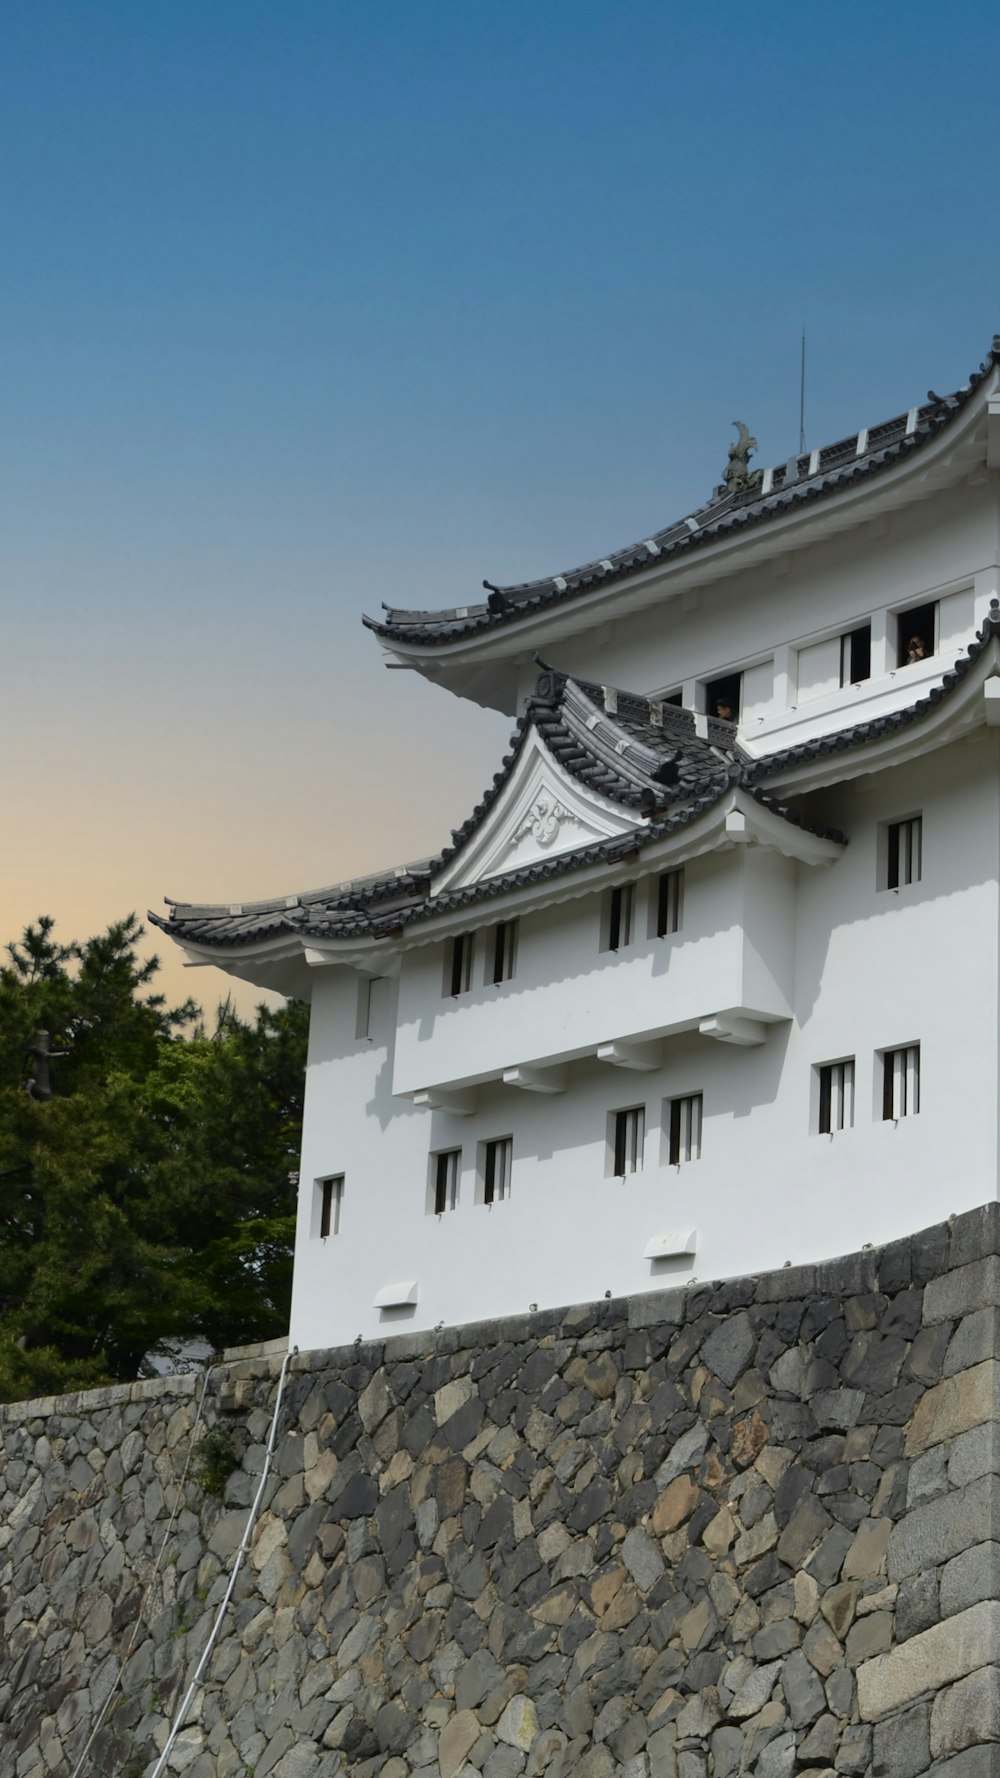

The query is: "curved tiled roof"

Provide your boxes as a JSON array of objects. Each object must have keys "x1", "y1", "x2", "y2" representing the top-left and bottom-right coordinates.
[
  {"x1": 153, "y1": 669, "x2": 837, "y2": 954},
  {"x1": 747, "y1": 600, "x2": 1000, "y2": 785},
  {"x1": 365, "y1": 338, "x2": 1000, "y2": 648}
]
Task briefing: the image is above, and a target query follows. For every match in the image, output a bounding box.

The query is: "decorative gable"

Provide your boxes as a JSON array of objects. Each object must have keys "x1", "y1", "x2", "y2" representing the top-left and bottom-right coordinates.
[{"x1": 432, "y1": 731, "x2": 641, "y2": 895}]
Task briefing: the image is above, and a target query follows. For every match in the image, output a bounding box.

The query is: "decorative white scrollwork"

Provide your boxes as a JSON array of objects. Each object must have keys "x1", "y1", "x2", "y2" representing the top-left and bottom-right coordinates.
[{"x1": 510, "y1": 791, "x2": 572, "y2": 849}]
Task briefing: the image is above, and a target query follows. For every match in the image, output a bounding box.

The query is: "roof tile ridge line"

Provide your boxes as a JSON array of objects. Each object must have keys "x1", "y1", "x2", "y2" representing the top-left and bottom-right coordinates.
[
  {"x1": 156, "y1": 859, "x2": 435, "y2": 924},
  {"x1": 747, "y1": 602, "x2": 1000, "y2": 782},
  {"x1": 432, "y1": 706, "x2": 538, "y2": 870},
  {"x1": 370, "y1": 338, "x2": 999, "y2": 645},
  {"x1": 556, "y1": 679, "x2": 682, "y2": 786}
]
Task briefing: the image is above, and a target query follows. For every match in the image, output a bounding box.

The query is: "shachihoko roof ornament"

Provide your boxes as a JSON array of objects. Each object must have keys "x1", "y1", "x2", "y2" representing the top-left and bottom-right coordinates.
[{"x1": 721, "y1": 421, "x2": 762, "y2": 496}]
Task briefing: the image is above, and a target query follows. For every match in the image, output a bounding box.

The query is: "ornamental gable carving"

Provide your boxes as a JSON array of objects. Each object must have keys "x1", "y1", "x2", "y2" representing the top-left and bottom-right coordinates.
[{"x1": 432, "y1": 732, "x2": 639, "y2": 895}]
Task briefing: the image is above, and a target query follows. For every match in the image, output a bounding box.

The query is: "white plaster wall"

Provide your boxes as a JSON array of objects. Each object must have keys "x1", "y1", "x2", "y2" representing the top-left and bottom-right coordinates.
[
  {"x1": 515, "y1": 483, "x2": 998, "y2": 750},
  {"x1": 392, "y1": 850, "x2": 793, "y2": 1098},
  {"x1": 288, "y1": 735, "x2": 1000, "y2": 1350}
]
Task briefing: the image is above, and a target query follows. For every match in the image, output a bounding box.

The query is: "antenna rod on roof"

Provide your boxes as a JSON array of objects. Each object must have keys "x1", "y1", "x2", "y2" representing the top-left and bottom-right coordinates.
[{"x1": 799, "y1": 329, "x2": 806, "y2": 456}]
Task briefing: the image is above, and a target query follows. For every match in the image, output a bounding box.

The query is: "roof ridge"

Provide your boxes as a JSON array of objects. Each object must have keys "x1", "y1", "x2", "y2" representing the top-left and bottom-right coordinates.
[{"x1": 367, "y1": 337, "x2": 1000, "y2": 648}]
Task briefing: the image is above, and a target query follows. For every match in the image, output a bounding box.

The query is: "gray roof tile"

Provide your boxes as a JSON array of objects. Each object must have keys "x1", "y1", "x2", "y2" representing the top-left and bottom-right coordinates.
[
  {"x1": 153, "y1": 667, "x2": 844, "y2": 953},
  {"x1": 365, "y1": 341, "x2": 999, "y2": 647}
]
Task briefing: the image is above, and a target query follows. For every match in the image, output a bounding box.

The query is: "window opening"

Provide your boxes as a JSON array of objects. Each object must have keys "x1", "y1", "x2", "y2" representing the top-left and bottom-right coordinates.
[
  {"x1": 896, "y1": 602, "x2": 936, "y2": 667},
  {"x1": 612, "y1": 1106, "x2": 645, "y2": 1177},
  {"x1": 705, "y1": 672, "x2": 742, "y2": 723},
  {"x1": 882, "y1": 1046, "x2": 920, "y2": 1120},
  {"x1": 433, "y1": 1149, "x2": 461, "y2": 1214},
  {"x1": 656, "y1": 869, "x2": 683, "y2": 938},
  {"x1": 356, "y1": 976, "x2": 388, "y2": 1040},
  {"x1": 317, "y1": 1174, "x2": 344, "y2": 1238},
  {"x1": 662, "y1": 690, "x2": 683, "y2": 708},
  {"x1": 840, "y1": 626, "x2": 871, "y2": 686},
  {"x1": 886, "y1": 816, "x2": 922, "y2": 889},
  {"x1": 668, "y1": 1094, "x2": 702, "y2": 1165},
  {"x1": 607, "y1": 883, "x2": 635, "y2": 952},
  {"x1": 818, "y1": 1061, "x2": 854, "y2": 1134},
  {"x1": 447, "y1": 933, "x2": 474, "y2": 997},
  {"x1": 490, "y1": 920, "x2": 517, "y2": 985},
  {"x1": 483, "y1": 1137, "x2": 512, "y2": 1204}
]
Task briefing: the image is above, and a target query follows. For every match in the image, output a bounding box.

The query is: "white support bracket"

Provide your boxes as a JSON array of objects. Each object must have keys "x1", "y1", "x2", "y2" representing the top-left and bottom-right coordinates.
[
  {"x1": 699, "y1": 1015, "x2": 768, "y2": 1047},
  {"x1": 373, "y1": 1280, "x2": 418, "y2": 1308},
  {"x1": 985, "y1": 678, "x2": 1000, "y2": 726},
  {"x1": 412, "y1": 1087, "x2": 477, "y2": 1116},
  {"x1": 503, "y1": 1065, "x2": 568, "y2": 1094},
  {"x1": 596, "y1": 1040, "x2": 662, "y2": 1072},
  {"x1": 725, "y1": 810, "x2": 751, "y2": 845},
  {"x1": 643, "y1": 1229, "x2": 698, "y2": 1259}
]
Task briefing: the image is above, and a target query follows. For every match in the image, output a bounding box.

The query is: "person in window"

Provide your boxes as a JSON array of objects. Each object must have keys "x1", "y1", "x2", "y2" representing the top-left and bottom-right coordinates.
[
  {"x1": 715, "y1": 698, "x2": 736, "y2": 721},
  {"x1": 906, "y1": 635, "x2": 926, "y2": 664}
]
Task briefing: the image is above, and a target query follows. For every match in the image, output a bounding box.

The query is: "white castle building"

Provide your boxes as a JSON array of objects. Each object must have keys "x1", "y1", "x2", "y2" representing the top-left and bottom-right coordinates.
[{"x1": 158, "y1": 335, "x2": 1000, "y2": 1351}]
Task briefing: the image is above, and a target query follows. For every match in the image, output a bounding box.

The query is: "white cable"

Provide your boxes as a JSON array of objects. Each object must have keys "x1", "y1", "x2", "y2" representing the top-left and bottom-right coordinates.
[
  {"x1": 69, "y1": 1365, "x2": 216, "y2": 1778},
  {"x1": 149, "y1": 1344, "x2": 297, "y2": 1778}
]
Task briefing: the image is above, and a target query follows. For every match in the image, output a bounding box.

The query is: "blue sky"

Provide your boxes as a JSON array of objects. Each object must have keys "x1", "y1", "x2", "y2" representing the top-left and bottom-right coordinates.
[{"x1": 4, "y1": 1, "x2": 999, "y2": 1011}]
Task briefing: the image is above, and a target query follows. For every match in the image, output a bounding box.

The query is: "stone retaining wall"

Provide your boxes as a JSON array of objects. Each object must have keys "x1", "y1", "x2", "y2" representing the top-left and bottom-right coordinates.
[{"x1": 3, "y1": 1207, "x2": 1000, "y2": 1778}]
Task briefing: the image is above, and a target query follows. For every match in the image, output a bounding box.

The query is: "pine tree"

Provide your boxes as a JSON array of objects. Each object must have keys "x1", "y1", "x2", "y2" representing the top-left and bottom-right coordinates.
[{"x1": 0, "y1": 916, "x2": 306, "y2": 1401}]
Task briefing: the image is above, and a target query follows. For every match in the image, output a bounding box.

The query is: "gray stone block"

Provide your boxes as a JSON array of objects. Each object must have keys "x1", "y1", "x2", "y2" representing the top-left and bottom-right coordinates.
[
  {"x1": 931, "y1": 1667, "x2": 1000, "y2": 1760},
  {"x1": 948, "y1": 1424, "x2": 1000, "y2": 1489},
  {"x1": 811, "y1": 1390, "x2": 866, "y2": 1430},
  {"x1": 925, "y1": 1749, "x2": 1000, "y2": 1778},
  {"x1": 888, "y1": 1477, "x2": 1000, "y2": 1582},
  {"x1": 939, "y1": 1545, "x2": 1000, "y2": 1619},
  {"x1": 701, "y1": 1314, "x2": 755, "y2": 1388},
  {"x1": 908, "y1": 1444, "x2": 950, "y2": 1508},
  {"x1": 923, "y1": 1257, "x2": 1000, "y2": 1326},
  {"x1": 872, "y1": 1700, "x2": 930, "y2": 1778},
  {"x1": 757, "y1": 1264, "x2": 817, "y2": 1302},
  {"x1": 905, "y1": 1364, "x2": 998, "y2": 1457},
  {"x1": 896, "y1": 1570, "x2": 940, "y2": 1643},
  {"x1": 780, "y1": 1650, "x2": 826, "y2": 1727},
  {"x1": 944, "y1": 1310, "x2": 1000, "y2": 1378},
  {"x1": 627, "y1": 1290, "x2": 686, "y2": 1329},
  {"x1": 857, "y1": 1602, "x2": 1000, "y2": 1720},
  {"x1": 948, "y1": 1204, "x2": 1000, "y2": 1269}
]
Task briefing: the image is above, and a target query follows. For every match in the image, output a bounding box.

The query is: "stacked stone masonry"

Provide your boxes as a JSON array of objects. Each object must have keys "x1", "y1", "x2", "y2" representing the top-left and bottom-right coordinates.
[{"x1": 3, "y1": 1207, "x2": 1000, "y2": 1778}]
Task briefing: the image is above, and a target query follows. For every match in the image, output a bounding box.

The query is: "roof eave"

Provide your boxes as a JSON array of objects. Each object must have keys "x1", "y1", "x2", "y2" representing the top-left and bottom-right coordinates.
[
  {"x1": 754, "y1": 634, "x2": 1000, "y2": 795},
  {"x1": 368, "y1": 374, "x2": 997, "y2": 674}
]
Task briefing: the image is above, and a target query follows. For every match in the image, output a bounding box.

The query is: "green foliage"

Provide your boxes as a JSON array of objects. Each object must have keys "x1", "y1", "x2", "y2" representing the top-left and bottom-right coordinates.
[
  {"x1": 192, "y1": 1425, "x2": 242, "y2": 1496},
  {"x1": 0, "y1": 915, "x2": 307, "y2": 1403}
]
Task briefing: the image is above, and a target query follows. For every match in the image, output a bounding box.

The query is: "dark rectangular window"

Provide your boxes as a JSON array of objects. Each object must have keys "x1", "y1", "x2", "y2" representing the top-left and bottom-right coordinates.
[
  {"x1": 656, "y1": 870, "x2": 683, "y2": 938},
  {"x1": 818, "y1": 1061, "x2": 854, "y2": 1134},
  {"x1": 883, "y1": 1046, "x2": 920, "y2": 1121},
  {"x1": 840, "y1": 626, "x2": 871, "y2": 686},
  {"x1": 318, "y1": 1174, "x2": 344, "y2": 1238},
  {"x1": 433, "y1": 1149, "x2": 460, "y2": 1214},
  {"x1": 356, "y1": 976, "x2": 389, "y2": 1040},
  {"x1": 662, "y1": 690, "x2": 683, "y2": 707},
  {"x1": 490, "y1": 921, "x2": 517, "y2": 985},
  {"x1": 607, "y1": 883, "x2": 635, "y2": 952},
  {"x1": 705, "y1": 673, "x2": 742, "y2": 723},
  {"x1": 897, "y1": 602, "x2": 936, "y2": 667},
  {"x1": 886, "y1": 816, "x2": 922, "y2": 889},
  {"x1": 483, "y1": 1137, "x2": 512, "y2": 1204},
  {"x1": 668, "y1": 1094, "x2": 702, "y2": 1165},
  {"x1": 447, "y1": 933, "x2": 474, "y2": 997},
  {"x1": 612, "y1": 1106, "x2": 645, "y2": 1177}
]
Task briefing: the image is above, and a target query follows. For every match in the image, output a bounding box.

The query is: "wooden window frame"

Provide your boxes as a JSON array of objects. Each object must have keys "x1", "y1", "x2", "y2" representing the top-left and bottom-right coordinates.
[
  {"x1": 668, "y1": 1093, "x2": 703, "y2": 1165},
  {"x1": 611, "y1": 1106, "x2": 645, "y2": 1177}
]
